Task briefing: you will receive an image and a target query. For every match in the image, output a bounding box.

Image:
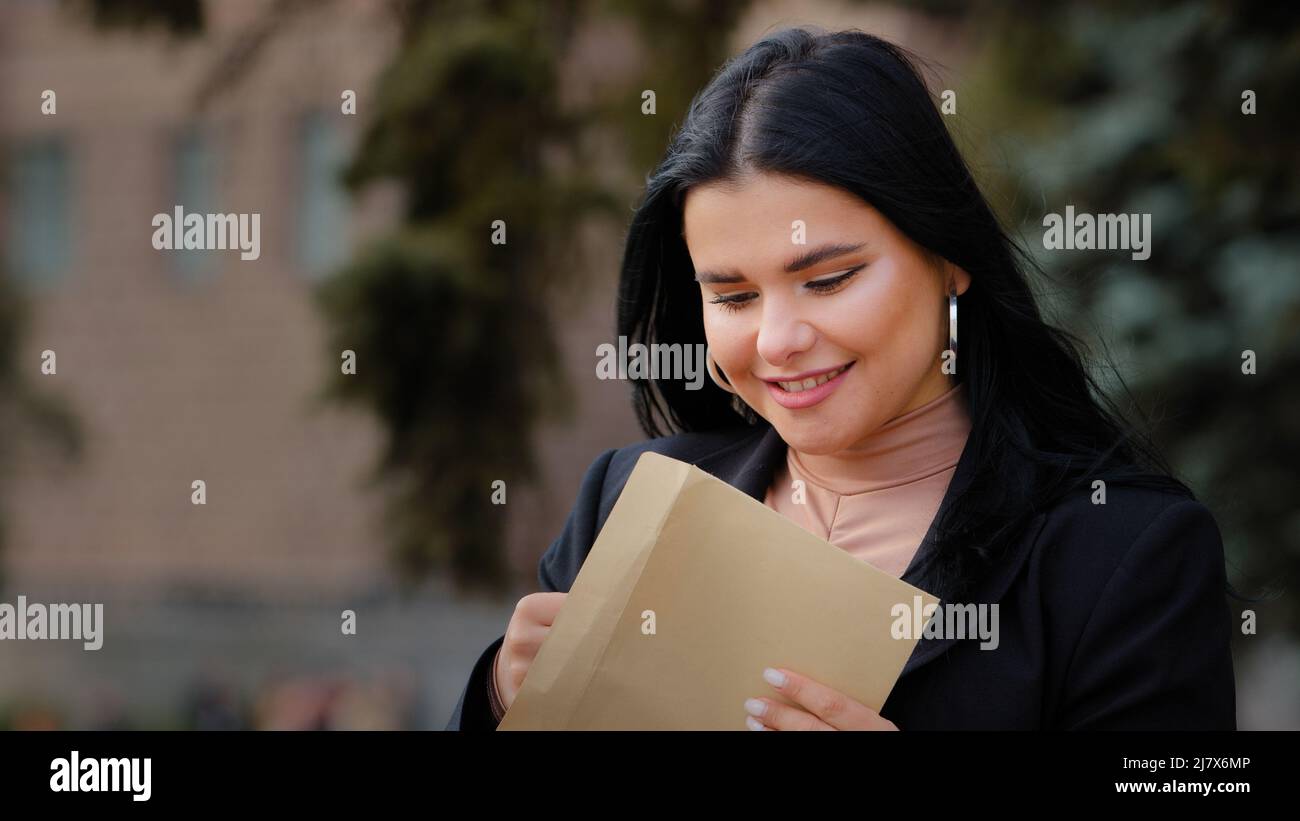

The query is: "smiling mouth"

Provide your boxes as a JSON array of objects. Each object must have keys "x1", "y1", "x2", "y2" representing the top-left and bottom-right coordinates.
[{"x1": 770, "y1": 362, "x2": 854, "y2": 393}]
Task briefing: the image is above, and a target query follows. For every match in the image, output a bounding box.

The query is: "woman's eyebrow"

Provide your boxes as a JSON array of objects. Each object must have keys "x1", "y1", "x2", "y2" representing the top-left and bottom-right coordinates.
[
  {"x1": 784, "y1": 241, "x2": 866, "y2": 273},
  {"x1": 693, "y1": 267, "x2": 747, "y2": 284},
  {"x1": 693, "y1": 241, "x2": 866, "y2": 284}
]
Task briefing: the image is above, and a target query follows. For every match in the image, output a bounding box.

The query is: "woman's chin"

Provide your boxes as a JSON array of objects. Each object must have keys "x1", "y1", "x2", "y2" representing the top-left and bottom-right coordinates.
[{"x1": 770, "y1": 421, "x2": 848, "y2": 456}]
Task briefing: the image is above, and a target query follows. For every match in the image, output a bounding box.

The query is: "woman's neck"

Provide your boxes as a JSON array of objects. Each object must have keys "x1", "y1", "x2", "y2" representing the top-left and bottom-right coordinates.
[{"x1": 789, "y1": 382, "x2": 972, "y2": 495}]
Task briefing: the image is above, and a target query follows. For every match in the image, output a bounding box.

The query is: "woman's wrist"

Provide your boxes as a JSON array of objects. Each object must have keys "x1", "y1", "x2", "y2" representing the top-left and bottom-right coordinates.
[{"x1": 486, "y1": 645, "x2": 508, "y2": 722}]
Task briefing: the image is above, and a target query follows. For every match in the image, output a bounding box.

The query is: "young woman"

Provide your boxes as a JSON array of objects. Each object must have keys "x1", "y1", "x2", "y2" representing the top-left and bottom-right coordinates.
[{"x1": 447, "y1": 27, "x2": 1236, "y2": 730}]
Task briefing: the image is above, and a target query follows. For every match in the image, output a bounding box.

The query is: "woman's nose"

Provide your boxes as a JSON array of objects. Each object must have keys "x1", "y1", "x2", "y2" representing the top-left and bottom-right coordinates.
[{"x1": 755, "y1": 303, "x2": 816, "y2": 366}]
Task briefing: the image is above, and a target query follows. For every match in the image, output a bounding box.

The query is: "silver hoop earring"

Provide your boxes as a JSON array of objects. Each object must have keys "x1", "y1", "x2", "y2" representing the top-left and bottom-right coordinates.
[
  {"x1": 705, "y1": 346, "x2": 738, "y2": 395},
  {"x1": 948, "y1": 287, "x2": 958, "y2": 373}
]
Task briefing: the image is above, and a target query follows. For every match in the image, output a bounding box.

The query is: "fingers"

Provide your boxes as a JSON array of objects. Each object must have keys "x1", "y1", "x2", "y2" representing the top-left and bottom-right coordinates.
[
  {"x1": 519, "y1": 591, "x2": 568, "y2": 625},
  {"x1": 503, "y1": 593, "x2": 564, "y2": 660},
  {"x1": 500, "y1": 627, "x2": 540, "y2": 693},
  {"x1": 501, "y1": 592, "x2": 569, "y2": 693},
  {"x1": 766, "y1": 667, "x2": 858, "y2": 727},
  {"x1": 752, "y1": 667, "x2": 897, "y2": 731},
  {"x1": 503, "y1": 617, "x2": 548, "y2": 671},
  {"x1": 744, "y1": 696, "x2": 832, "y2": 731},
  {"x1": 500, "y1": 644, "x2": 532, "y2": 694}
]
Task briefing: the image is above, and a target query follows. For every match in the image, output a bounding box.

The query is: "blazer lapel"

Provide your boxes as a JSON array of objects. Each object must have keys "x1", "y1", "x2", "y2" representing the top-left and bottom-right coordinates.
[
  {"x1": 892, "y1": 423, "x2": 1044, "y2": 677},
  {"x1": 689, "y1": 417, "x2": 1041, "y2": 681},
  {"x1": 693, "y1": 423, "x2": 788, "y2": 502}
]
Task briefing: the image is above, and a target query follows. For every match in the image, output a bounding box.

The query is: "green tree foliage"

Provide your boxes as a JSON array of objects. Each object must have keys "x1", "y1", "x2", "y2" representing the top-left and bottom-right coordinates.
[
  {"x1": 950, "y1": 2, "x2": 1300, "y2": 633},
  {"x1": 320, "y1": 1, "x2": 614, "y2": 591},
  {"x1": 318, "y1": 0, "x2": 758, "y2": 591}
]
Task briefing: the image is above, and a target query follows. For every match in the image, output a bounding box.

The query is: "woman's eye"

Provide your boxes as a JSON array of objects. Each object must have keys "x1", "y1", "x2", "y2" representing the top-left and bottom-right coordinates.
[
  {"x1": 708, "y1": 293, "x2": 756, "y2": 313},
  {"x1": 708, "y1": 266, "x2": 862, "y2": 313},
  {"x1": 805, "y1": 266, "x2": 864, "y2": 293}
]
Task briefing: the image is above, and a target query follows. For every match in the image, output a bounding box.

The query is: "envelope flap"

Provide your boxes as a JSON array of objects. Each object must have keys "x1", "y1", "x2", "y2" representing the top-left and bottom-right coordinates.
[{"x1": 500, "y1": 452, "x2": 691, "y2": 728}]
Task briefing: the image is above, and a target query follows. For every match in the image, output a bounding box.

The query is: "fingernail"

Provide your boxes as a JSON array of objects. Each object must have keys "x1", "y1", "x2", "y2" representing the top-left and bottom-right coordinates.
[
  {"x1": 745, "y1": 716, "x2": 766, "y2": 731},
  {"x1": 763, "y1": 667, "x2": 787, "y2": 688},
  {"x1": 744, "y1": 698, "x2": 767, "y2": 717}
]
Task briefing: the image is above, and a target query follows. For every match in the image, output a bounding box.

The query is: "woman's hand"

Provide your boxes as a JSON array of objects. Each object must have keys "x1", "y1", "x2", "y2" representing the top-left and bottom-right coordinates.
[
  {"x1": 495, "y1": 592, "x2": 567, "y2": 711},
  {"x1": 744, "y1": 667, "x2": 899, "y2": 730}
]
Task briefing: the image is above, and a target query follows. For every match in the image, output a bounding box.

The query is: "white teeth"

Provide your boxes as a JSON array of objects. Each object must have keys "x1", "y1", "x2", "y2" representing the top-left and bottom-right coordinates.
[{"x1": 776, "y1": 364, "x2": 848, "y2": 393}]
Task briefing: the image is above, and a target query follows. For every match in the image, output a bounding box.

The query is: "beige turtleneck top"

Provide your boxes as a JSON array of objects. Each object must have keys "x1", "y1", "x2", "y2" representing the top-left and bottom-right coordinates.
[{"x1": 762, "y1": 383, "x2": 972, "y2": 578}]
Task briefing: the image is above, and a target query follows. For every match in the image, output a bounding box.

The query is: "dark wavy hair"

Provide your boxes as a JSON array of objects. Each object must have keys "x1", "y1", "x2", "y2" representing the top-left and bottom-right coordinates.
[{"x1": 615, "y1": 26, "x2": 1197, "y2": 603}]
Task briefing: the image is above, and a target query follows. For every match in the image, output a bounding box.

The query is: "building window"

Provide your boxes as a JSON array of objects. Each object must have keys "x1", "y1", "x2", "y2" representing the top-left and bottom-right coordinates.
[
  {"x1": 296, "y1": 112, "x2": 350, "y2": 278},
  {"x1": 6, "y1": 138, "x2": 72, "y2": 286},
  {"x1": 172, "y1": 129, "x2": 219, "y2": 283}
]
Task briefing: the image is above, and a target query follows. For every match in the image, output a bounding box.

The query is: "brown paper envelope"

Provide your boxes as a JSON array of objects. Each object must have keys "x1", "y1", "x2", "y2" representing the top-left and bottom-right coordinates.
[{"x1": 499, "y1": 451, "x2": 938, "y2": 730}]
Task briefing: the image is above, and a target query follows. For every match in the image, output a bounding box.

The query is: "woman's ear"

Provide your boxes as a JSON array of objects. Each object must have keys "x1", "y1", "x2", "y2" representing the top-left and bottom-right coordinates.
[{"x1": 946, "y1": 261, "x2": 972, "y2": 297}]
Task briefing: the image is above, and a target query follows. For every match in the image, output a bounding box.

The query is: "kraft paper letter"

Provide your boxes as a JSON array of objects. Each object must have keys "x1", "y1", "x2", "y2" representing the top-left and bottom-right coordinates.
[{"x1": 499, "y1": 451, "x2": 938, "y2": 730}]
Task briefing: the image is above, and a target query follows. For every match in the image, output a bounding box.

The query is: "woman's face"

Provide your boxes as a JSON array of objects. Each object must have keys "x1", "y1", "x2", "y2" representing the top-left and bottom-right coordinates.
[{"x1": 682, "y1": 172, "x2": 971, "y2": 455}]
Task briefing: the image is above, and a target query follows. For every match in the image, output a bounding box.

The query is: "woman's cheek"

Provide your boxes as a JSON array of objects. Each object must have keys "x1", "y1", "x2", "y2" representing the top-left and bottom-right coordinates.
[
  {"x1": 703, "y1": 314, "x2": 748, "y2": 376},
  {"x1": 701, "y1": 309, "x2": 725, "y2": 353},
  {"x1": 822, "y1": 298, "x2": 883, "y2": 360},
  {"x1": 853, "y1": 280, "x2": 922, "y2": 359}
]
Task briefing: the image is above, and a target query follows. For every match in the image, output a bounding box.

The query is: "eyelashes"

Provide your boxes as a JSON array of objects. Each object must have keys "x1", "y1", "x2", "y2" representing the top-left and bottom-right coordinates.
[
  {"x1": 804, "y1": 266, "x2": 863, "y2": 294},
  {"x1": 708, "y1": 265, "x2": 865, "y2": 313}
]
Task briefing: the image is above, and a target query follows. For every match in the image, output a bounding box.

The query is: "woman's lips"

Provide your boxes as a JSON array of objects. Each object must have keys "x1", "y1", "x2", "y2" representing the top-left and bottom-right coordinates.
[{"x1": 763, "y1": 361, "x2": 855, "y2": 409}]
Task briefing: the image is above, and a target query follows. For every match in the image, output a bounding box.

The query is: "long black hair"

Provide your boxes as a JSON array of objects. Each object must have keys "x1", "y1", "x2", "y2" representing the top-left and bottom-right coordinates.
[{"x1": 615, "y1": 26, "x2": 1197, "y2": 603}]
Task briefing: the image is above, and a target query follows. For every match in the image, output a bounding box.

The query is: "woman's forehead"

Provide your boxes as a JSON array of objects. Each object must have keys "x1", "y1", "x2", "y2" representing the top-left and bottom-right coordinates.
[{"x1": 682, "y1": 175, "x2": 881, "y2": 265}]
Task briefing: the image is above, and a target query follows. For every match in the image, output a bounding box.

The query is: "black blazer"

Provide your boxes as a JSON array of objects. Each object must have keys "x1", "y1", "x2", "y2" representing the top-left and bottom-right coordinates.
[{"x1": 446, "y1": 421, "x2": 1236, "y2": 730}]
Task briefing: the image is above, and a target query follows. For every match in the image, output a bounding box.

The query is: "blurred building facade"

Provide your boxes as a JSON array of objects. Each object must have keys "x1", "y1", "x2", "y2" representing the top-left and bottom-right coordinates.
[
  {"x1": 1, "y1": 0, "x2": 403, "y2": 597},
  {"x1": 0, "y1": 0, "x2": 443, "y2": 727}
]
